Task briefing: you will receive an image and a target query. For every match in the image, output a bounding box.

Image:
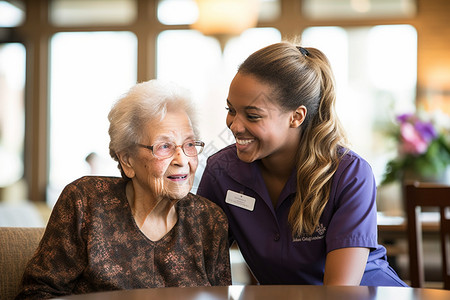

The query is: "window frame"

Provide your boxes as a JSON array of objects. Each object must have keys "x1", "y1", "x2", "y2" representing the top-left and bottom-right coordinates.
[{"x1": 4, "y1": 0, "x2": 419, "y2": 202}]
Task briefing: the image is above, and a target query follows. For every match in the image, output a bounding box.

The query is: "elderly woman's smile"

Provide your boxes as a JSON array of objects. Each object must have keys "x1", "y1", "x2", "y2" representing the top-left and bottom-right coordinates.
[{"x1": 167, "y1": 174, "x2": 188, "y2": 181}]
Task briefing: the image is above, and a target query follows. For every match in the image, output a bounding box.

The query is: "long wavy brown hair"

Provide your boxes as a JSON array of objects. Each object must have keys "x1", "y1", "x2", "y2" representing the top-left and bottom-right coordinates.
[{"x1": 238, "y1": 41, "x2": 349, "y2": 236}]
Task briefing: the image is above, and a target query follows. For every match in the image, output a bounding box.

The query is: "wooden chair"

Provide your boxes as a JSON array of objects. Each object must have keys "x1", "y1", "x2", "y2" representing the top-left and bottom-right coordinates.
[
  {"x1": 404, "y1": 182, "x2": 450, "y2": 289},
  {"x1": 0, "y1": 227, "x2": 45, "y2": 300}
]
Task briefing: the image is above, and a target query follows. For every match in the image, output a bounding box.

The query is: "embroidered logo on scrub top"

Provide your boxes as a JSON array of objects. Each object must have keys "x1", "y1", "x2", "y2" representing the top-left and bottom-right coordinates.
[{"x1": 292, "y1": 223, "x2": 327, "y2": 242}]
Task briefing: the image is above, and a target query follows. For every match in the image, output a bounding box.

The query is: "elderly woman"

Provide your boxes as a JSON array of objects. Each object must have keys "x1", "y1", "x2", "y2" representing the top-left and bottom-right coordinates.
[{"x1": 16, "y1": 80, "x2": 231, "y2": 299}]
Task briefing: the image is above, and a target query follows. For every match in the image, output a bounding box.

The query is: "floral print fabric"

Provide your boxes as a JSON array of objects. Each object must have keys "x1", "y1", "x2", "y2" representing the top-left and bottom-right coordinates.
[{"x1": 16, "y1": 176, "x2": 231, "y2": 299}]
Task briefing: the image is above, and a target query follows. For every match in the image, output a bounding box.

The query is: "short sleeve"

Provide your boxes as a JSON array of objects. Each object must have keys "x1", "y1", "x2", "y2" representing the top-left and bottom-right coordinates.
[{"x1": 325, "y1": 154, "x2": 378, "y2": 253}]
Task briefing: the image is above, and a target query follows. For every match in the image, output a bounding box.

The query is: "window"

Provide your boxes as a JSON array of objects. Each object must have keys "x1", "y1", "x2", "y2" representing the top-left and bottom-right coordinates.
[
  {"x1": 302, "y1": 0, "x2": 416, "y2": 20},
  {"x1": 157, "y1": 0, "x2": 280, "y2": 25},
  {"x1": 302, "y1": 25, "x2": 417, "y2": 184},
  {"x1": 0, "y1": 43, "x2": 25, "y2": 198},
  {"x1": 157, "y1": 0, "x2": 198, "y2": 25},
  {"x1": 49, "y1": 0, "x2": 136, "y2": 26},
  {"x1": 0, "y1": 0, "x2": 25, "y2": 27},
  {"x1": 157, "y1": 27, "x2": 281, "y2": 191},
  {"x1": 48, "y1": 32, "x2": 137, "y2": 206}
]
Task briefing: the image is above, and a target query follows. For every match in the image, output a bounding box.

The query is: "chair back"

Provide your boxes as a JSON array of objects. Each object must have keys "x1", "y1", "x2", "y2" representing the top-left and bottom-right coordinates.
[
  {"x1": 405, "y1": 182, "x2": 450, "y2": 289},
  {"x1": 0, "y1": 227, "x2": 45, "y2": 300}
]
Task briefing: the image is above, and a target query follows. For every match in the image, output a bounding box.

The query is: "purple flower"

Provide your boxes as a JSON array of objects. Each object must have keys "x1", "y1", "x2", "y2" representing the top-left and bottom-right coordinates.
[
  {"x1": 382, "y1": 111, "x2": 450, "y2": 185},
  {"x1": 396, "y1": 113, "x2": 438, "y2": 156},
  {"x1": 399, "y1": 122, "x2": 429, "y2": 155},
  {"x1": 414, "y1": 121, "x2": 437, "y2": 142},
  {"x1": 396, "y1": 113, "x2": 414, "y2": 123}
]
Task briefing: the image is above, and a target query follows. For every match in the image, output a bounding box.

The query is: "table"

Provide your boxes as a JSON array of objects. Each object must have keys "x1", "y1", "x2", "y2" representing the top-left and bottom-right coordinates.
[
  {"x1": 377, "y1": 212, "x2": 439, "y2": 256},
  {"x1": 377, "y1": 212, "x2": 441, "y2": 283},
  {"x1": 377, "y1": 212, "x2": 440, "y2": 236},
  {"x1": 52, "y1": 285, "x2": 450, "y2": 300}
]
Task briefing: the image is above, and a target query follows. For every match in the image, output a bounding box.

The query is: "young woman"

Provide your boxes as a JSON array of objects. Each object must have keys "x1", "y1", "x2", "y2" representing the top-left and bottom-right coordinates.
[{"x1": 197, "y1": 42, "x2": 407, "y2": 286}]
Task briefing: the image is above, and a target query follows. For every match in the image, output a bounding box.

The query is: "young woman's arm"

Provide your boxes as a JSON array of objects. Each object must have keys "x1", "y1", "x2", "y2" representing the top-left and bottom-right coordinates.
[{"x1": 323, "y1": 247, "x2": 369, "y2": 285}]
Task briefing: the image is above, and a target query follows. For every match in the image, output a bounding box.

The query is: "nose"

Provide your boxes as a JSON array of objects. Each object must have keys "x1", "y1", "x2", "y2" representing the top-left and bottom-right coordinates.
[
  {"x1": 171, "y1": 146, "x2": 189, "y2": 166},
  {"x1": 227, "y1": 114, "x2": 244, "y2": 134}
]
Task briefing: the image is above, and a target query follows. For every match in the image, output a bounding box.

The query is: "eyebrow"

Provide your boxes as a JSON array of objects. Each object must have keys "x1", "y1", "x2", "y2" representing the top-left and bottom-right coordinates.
[
  {"x1": 151, "y1": 133, "x2": 196, "y2": 144},
  {"x1": 226, "y1": 99, "x2": 264, "y2": 112},
  {"x1": 245, "y1": 106, "x2": 264, "y2": 112}
]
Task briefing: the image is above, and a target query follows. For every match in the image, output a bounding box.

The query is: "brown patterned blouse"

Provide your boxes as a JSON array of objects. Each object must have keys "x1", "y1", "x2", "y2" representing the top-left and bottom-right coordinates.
[{"x1": 16, "y1": 176, "x2": 231, "y2": 299}]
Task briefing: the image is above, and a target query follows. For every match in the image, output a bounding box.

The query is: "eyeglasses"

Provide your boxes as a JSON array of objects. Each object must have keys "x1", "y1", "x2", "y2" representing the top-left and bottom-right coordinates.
[{"x1": 136, "y1": 140, "x2": 205, "y2": 159}]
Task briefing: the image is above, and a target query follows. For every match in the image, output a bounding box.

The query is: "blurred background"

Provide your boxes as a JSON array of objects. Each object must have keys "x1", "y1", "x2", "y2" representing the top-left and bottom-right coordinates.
[
  {"x1": 1, "y1": 0, "x2": 450, "y2": 286},
  {"x1": 1, "y1": 0, "x2": 449, "y2": 218}
]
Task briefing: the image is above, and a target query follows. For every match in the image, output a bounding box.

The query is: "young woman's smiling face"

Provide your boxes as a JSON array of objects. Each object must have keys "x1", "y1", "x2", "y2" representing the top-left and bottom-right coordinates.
[{"x1": 226, "y1": 72, "x2": 303, "y2": 164}]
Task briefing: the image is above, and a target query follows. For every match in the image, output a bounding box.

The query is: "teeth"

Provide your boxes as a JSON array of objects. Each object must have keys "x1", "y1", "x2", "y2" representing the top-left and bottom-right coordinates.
[
  {"x1": 169, "y1": 175, "x2": 187, "y2": 179},
  {"x1": 236, "y1": 138, "x2": 254, "y2": 145}
]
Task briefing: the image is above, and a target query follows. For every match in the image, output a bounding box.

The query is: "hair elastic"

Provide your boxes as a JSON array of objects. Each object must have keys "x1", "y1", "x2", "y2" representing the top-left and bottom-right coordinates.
[{"x1": 297, "y1": 46, "x2": 309, "y2": 57}]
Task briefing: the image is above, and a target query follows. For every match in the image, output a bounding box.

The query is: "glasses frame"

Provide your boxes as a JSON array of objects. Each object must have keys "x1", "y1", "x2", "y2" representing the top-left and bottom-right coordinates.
[{"x1": 136, "y1": 140, "x2": 205, "y2": 159}]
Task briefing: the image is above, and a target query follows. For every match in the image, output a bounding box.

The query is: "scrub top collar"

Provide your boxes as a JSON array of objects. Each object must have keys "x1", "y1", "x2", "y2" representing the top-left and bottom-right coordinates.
[{"x1": 223, "y1": 145, "x2": 298, "y2": 210}]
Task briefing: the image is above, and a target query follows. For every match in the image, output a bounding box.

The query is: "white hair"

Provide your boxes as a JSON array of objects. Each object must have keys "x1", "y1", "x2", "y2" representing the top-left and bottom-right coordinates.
[{"x1": 108, "y1": 80, "x2": 198, "y2": 177}]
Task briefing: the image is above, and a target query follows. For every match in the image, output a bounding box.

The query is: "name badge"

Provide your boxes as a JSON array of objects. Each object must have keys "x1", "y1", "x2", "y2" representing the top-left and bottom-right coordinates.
[{"x1": 225, "y1": 190, "x2": 255, "y2": 211}]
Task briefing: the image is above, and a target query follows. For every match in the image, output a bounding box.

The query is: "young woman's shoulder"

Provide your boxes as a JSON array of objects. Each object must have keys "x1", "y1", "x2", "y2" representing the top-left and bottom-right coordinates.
[
  {"x1": 206, "y1": 144, "x2": 237, "y2": 163},
  {"x1": 337, "y1": 147, "x2": 369, "y2": 166},
  {"x1": 336, "y1": 148, "x2": 375, "y2": 182}
]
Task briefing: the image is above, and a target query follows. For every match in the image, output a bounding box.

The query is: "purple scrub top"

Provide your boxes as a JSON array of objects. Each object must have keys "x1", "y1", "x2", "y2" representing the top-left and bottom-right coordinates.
[{"x1": 197, "y1": 144, "x2": 407, "y2": 287}]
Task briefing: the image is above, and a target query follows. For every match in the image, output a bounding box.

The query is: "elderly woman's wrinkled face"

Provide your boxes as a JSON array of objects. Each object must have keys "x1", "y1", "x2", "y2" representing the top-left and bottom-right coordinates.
[{"x1": 127, "y1": 109, "x2": 198, "y2": 201}]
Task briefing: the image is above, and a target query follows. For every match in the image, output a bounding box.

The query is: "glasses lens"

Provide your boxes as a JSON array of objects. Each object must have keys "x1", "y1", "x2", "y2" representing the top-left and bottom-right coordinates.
[
  {"x1": 183, "y1": 141, "x2": 204, "y2": 156},
  {"x1": 195, "y1": 141, "x2": 204, "y2": 155},
  {"x1": 154, "y1": 142, "x2": 175, "y2": 158}
]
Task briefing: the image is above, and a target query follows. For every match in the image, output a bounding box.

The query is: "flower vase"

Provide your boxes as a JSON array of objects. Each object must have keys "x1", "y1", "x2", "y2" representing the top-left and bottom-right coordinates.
[{"x1": 402, "y1": 166, "x2": 450, "y2": 185}]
